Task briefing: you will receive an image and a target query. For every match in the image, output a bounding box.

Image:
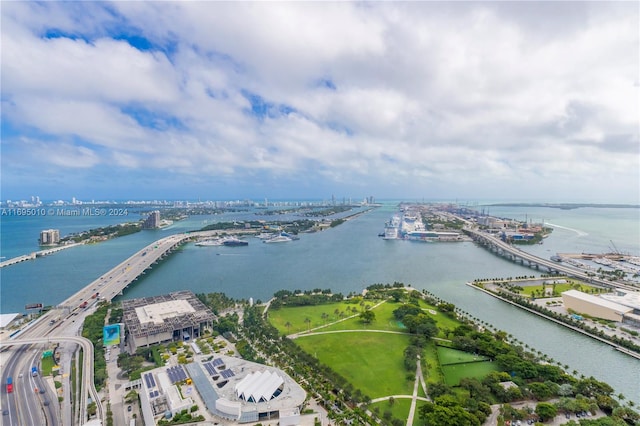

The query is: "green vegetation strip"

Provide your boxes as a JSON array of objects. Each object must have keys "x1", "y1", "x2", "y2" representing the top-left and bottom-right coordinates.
[{"x1": 41, "y1": 356, "x2": 56, "y2": 376}]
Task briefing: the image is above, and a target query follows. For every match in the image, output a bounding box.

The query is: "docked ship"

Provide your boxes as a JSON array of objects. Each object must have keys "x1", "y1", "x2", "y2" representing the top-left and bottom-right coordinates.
[
  {"x1": 222, "y1": 237, "x2": 249, "y2": 247},
  {"x1": 383, "y1": 216, "x2": 401, "y2": 240},
  {"x1": 263, "y1": 235, "x2": 293, "y2": 243},
  {"x1": 255, "y1": 232, "x2": 277, "y2": 240},
  {"x1": 263, "y1": 232, "x2": 298, "y2": 243},
  {"x1": 195, "y1": 239, "x2": 224, "y2": 246}
]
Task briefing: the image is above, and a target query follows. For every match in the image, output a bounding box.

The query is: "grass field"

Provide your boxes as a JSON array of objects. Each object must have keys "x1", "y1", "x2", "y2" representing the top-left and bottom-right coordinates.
[
  {"x1": 318, "y1": 300, "x2": 409, "y2": 333},
  {"x1": 436, "y1": 346, "x2": 497, "y2": 386},
  {"x1": 268, "y1": 295, "x2": 505, "y2": 424},
  {"x1": 441, "y1": 361, "x2": 498, "y2": 386},
  {"x1": 268, "y1": 300, "x2": 382, "y2": 334},
  {"x1": 369, "y1": 397, "x2": 412, "y2": 424},
  {"x1": 295, "y1": 331, "x2": 414, "y2": 398},
  {"x1": 520, "y1": 281, "x2": 595, "y2": 298},
  {"x1": 437, "y1": 346, "x2": 489, "y2": 365}
]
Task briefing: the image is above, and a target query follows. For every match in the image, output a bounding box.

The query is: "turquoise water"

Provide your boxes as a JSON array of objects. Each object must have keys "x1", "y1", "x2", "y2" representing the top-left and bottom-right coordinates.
[{"x1": 1, "y1": 203, "x2": 639, "y2": 403}]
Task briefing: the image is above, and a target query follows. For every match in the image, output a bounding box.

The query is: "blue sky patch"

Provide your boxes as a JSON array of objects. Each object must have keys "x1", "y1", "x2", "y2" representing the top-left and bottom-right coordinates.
[
  {"x1": 120, "y1": 105, "x2": 187, "y2": 131},
  {"x1": 241, "y1": 90, "x2": 297, "y2": 121}
]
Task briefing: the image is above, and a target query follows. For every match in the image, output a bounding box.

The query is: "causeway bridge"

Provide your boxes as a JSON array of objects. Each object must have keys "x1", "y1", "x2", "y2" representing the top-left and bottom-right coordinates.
[
  {"x1": 464, "y1": 228, "x2": 639, "y2": 293},
  {"x1": 0, "y1": 243, "x2": 83, "y2": 268}
]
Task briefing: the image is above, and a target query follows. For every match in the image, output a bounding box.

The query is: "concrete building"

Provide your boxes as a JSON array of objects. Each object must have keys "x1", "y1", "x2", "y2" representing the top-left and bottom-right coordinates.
[
  {"x1": 142, "y1": 210, "x2": 161, "y2": 229},
  {"x1": 122, "y1": 291, "x2": 216, "y2": 352},
  {"x1": 188, "y1": 354, "x2": 306, "y2": 424},
  {"x1": 600, "y1": 289, "x2": 640, "y2": 327},
  {"x1": 39, "y1": 229, "x2": 60, "y2": 245},
  {"x1": 139, "y1": 354, "x2": 306, "y2": 425},
  {"x1": 561, "y1": 290, "x2": 633, "y2": 322}
]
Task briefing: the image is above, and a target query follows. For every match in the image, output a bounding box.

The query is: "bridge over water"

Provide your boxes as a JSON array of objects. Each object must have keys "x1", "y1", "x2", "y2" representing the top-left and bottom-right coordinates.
[{"x1": 464, "y1": 228, "x2": 639, "y2": 293}]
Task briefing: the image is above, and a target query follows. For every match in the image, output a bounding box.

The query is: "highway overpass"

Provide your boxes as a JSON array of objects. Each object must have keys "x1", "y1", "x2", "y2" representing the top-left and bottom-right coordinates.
[
  {"x1": 4, "y1": 229, "x2": 252, "y2": 425},
  {"x1": 464, "y1": 228, "x2": 639, "y2": 293},
  {"x1": 0, "y1": 336, "x2": 99, "y2": 426}
]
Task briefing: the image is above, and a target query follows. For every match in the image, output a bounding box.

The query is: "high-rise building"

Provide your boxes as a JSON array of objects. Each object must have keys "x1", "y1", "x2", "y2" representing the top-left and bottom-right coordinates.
[
  {"x1": 40, "y1": 229, "x2": 60, "y2": 245},
  {"x1": 142, "y1": 210, "x2": 161, "y2": 229}
]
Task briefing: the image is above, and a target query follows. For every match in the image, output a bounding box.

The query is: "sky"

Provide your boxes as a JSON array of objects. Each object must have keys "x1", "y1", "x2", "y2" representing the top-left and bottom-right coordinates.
[{"x1": 1, "y1": 1, "x2": 638, "y2": 203}]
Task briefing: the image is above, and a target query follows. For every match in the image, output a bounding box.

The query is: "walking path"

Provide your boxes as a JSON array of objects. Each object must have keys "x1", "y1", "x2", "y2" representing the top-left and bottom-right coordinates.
[{"x1": 365, "y1": 358, "x2": 431, "y2": 426}]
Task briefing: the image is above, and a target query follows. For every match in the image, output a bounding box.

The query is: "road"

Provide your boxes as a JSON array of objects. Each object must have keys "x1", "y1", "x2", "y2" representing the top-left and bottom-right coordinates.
[
  {"x1": 464, "y1": 228, "x2": 639, "y2": 293},
  {"x1": 1, "y1": 229, "x2": 245, "y2": 426},
  {"x1": 0, "y1": 230, "x2": 258, "y2": 425},
  {"x1": 1, "y1": 336, "x2": 99, "y2": 426},
  {"x1": 0, "y1": 345, "x2": 57, "y2": 426}
]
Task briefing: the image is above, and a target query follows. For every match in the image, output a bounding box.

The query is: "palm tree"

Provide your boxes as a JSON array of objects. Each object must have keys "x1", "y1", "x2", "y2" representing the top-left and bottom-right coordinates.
[
  {"x1": 305, "y1": 317, "x2": 311, "y2": 331},
  {"x1": 285, "y1": 321, "x2": 291, "y2": 333}
]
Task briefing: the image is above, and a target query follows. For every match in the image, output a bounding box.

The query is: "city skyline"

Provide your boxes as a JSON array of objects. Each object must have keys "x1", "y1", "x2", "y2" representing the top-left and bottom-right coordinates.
[{"x1": 1, "y1": 2, "x2": 638, "y2": 203}]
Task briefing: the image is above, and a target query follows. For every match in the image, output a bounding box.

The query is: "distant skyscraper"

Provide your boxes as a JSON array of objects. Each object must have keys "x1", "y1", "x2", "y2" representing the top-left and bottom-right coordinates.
[
  {"x1": 142, "y1": 210, "x2": 161, "y2": 229},
  {"x1": 40, "y1": 229, "x2": 60, "y2": 245}
]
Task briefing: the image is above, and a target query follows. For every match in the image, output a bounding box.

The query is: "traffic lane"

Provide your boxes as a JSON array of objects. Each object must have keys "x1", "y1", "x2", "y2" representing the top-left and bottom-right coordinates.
[{"x1": 1, "y1": 346, "x2": 27, "y2": 426}]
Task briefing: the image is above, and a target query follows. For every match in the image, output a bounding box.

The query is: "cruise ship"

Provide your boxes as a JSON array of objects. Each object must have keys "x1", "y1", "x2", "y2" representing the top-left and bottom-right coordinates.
[{"x1": 383, "y1": 216, "x2": 401, "y2": 239}]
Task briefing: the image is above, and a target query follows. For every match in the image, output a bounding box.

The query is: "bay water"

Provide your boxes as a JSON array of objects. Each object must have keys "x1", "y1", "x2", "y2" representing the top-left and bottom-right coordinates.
[{"x1": 1, "y1": 203, "x2": 638, "y2": 403}]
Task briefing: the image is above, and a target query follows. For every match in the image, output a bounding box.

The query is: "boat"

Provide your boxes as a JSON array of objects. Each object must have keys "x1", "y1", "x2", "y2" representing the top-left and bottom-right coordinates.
[
  {"x1": 255, "y1": 232, "x2": 277, "y2": 240},
  {"x1": 383, "y1": 216, "x2": 401, "y2": 239},
  {"x1": 279, "y1": 231, "x2": 299, "y2": 240},
  {"x1": 222, "y1": 237, "x2": 248, "y2": 247},
  {"x1": 550, "y1": 255, "x2": 563, "y2": 262},
  {"x1": 263, "y1": 235, "x2": 293, "y2": 243},
  {"x1": 195, "y1": 239, "x2": 224, "y2": 246}
]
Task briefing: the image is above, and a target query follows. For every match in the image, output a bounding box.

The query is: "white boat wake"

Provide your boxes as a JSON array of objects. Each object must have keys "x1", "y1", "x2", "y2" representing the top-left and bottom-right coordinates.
[{"x1": 544, "y1": 222, "x2": 588, "y2": 237}]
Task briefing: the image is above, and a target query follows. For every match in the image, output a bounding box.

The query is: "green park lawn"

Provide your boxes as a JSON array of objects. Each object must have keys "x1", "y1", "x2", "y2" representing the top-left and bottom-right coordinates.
[
  {"x1": 441, "y1": 361, "x2": 499, "y2": 386},
  {"x1": 270, "y1": 298, "x2": 461, "y2": 339},
  {"x1": 294, "y1": 331, "x2": 414, "y2": 398},
  {"x1": 519, "y1": 280, "x2": 595, "y2": 298},
  {"x1": 369, "y1": 397, "x2": 413, "y2": 424},
  {"x1": 437, "y1": 346, "x2": 490, "y2": 365},
  {"x1": 268, "y1": 300, "x2": 382, "y2": 334},
  {"x1": 437, "y1": 346, "x2": 498, "y2": 386},
  {"x1": 269, "y1": 293, "x2": 503, "y2": 421}
]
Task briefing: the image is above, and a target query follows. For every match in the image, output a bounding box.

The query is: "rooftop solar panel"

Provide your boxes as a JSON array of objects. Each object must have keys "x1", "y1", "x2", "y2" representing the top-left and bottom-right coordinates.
[{"x1": 220, "y1": 368, "x2": 234, "y2": 378}]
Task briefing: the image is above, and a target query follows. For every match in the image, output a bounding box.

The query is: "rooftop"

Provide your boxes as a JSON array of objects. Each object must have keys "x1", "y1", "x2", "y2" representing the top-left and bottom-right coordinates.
[
  {"x1": 562, "y1": 290, "x2": 633, "y2": 314},
  {"x1": 122, "y1": 290, "x2": 216, "y2": 338}
]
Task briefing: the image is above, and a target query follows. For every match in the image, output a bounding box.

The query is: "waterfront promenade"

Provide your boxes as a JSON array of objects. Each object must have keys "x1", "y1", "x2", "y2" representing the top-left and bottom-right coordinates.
[{"x1": 466, "y1": 282, "x2": 640, "y2": 360}]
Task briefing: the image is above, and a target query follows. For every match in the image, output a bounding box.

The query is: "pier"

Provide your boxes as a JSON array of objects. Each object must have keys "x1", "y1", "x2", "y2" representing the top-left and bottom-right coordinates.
[{"x1": 464, "y1": 228, "x2": 639, "y2": 293}]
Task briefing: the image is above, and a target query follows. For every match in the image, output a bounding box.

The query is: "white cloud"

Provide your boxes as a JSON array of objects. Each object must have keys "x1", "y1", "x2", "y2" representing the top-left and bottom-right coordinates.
[{"x1": 1, "y1": 1, "x2": 637, "y2": 201}]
